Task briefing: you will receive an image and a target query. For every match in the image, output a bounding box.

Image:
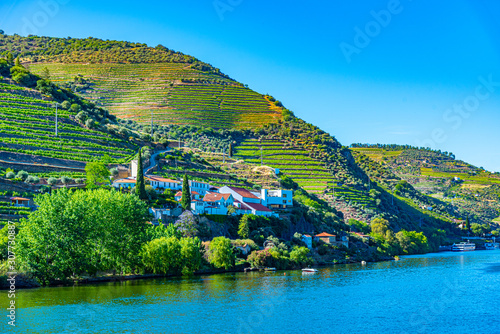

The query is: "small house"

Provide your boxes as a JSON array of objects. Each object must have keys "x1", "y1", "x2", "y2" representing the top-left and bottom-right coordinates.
[
  {"x1": 10, "y1": 197, "x2": 31, "y2": 207},
  {"x1": 301, "y1": 234, "x2": 313, "y2": 249},
  {"x1": 315, "y1": 232, "x2": 337, "y2": 244}
]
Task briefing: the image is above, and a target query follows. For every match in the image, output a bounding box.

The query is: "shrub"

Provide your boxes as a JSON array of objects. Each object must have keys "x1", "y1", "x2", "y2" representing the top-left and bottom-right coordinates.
[
  {"x1": 47, "y1": 177, "x2": 57, "y2": 186},
  {"x1": 5, "y1": 172, "x2": 15, "y2": 179},
  {"x1": 16, "y1": 170, "x2": 29, "y2": 181}
]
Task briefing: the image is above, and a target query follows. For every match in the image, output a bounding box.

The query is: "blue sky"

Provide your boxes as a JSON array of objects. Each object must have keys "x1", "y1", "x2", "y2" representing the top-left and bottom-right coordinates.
[{"x1": 1, "y1": 0, "x2": 500, "y2": 171}]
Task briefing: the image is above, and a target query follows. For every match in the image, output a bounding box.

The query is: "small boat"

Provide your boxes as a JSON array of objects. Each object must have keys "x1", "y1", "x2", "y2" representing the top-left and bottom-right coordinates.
[
  {"x1": 264, "y1": 267, "x2": 276, "y2": 272},
  {"x1": 302, "y1": 268, "x2": 318, "y2": 273},
  {"x1": 485, "y1": 243, "x2": 500, "y2": 250},
  {"x1": 451, "y1": 242, "x2": 476, "y2": 252}
]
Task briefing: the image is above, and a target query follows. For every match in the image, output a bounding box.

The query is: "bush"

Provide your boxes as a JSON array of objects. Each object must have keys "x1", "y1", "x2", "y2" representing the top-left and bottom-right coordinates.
[
  {"x1": 5, "y1": 172, "x2": 15, "y2": 179},
  {"x1": 16, "y1": 170, "x2": 29, "y2": 181},
  {"x1": 47, "y1": 177, "x2": 58, "y2": 186}
]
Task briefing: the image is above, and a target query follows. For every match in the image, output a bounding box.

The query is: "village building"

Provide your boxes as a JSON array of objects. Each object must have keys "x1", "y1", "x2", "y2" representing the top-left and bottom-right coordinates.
[
  {"x1": 260, "y1": 189, "x2": 293, "y2": 209},
  {"x1": 10, "y1": 197, "x2": 31, "y2": 207},
  {"x1": 112, "y1": 177, "x2": 136, "y2": 189},
  {"x1": 301, "y1": 234, "x2": 313, "y2": 249},
  {"x1": 189, "y1": 180, "x2": 211, "y2": 195},
  {"x1": 147, "y1": 176, "x2": 181, "y2": 191}
]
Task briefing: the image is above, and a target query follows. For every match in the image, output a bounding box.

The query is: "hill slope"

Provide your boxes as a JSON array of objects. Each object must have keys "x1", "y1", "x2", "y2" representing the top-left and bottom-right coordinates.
[{"x1": 0, "y1": 35, "x2": 282, "y2": 129}]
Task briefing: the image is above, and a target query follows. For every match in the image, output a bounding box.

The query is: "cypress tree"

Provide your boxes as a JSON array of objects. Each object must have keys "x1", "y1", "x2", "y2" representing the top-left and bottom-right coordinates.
[
  {"x1": 465, "y1": 216, "x2": 470, "y2": 231},
  {"x1": 136, "y1": 148, "x2": 147, "y2": 200},
  {"x1": 15, "y1": 55, "x2": 21, "y2": 67},
  {"x1": 181, "y1": 174, "x2": 191, "y2": 211},
  {"x1": 6, "y1": 52, "x2": 13, "y2": 65}
]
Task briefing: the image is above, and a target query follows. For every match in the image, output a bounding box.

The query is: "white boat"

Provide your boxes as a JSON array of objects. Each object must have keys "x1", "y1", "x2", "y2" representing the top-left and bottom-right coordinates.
[
  {"x1": 485, "y1": 243, "x2": 500, "y2": 250},
  {"x1": 451, "y1": 242, "x2": 476, "y2": 252},
  {"x1": 264, "y1": 267, "x2": 276, "y2": 272},
  {"x1": 302, "y1": 268, "x2": 318, "y2": 273}
]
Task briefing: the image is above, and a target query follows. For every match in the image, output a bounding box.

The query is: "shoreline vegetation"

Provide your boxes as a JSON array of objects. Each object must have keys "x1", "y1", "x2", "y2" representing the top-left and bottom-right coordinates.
[{"x1": 2, "y1": 256, "x2": 395, "y2": 290}]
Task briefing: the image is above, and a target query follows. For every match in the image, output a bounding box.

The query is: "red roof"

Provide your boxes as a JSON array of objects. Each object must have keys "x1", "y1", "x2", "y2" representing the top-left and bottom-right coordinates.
[
  {"x1": 10, "y1": 197, "x2": 30, "y2": 201},
  {"x1": 243, "y1": 202, "x2": 272, "y2": 212},
  {"x1": 175, "y1": 191, "x2": 182, "y2": 197},
  {"x1": 203, "y1": 193, "x2": 232, "y2": 202},
  {"x1": 147, "y1": 176, "x2": 180, "y2": 183},
  {"x1": 316, "y1": 232, "x2": 336, "y2": 237},
  {"x1": 191, "y1": 191, "x2": 200, "y2": 195},
  {"x1": 225, "y1": 186, "x2": 260, "y2": 199},
  {"x1": 303, "y1": 234, "x2": 312, "y2": 238},
  {"x1": 115, "y1": 178, "x2": 136, "y2": 184}
]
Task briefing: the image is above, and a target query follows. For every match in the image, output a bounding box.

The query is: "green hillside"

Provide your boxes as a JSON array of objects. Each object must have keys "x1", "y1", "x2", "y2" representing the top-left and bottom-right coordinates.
[
  {"x1": 0, "y1": 33, "x2": 479, "y2": 251},
  {"x1": 0, "y1": 35, "x2": 282, "y2": 129},
  {"x1": 351, "y1": 144, "x2": 500, "y2": 225}
]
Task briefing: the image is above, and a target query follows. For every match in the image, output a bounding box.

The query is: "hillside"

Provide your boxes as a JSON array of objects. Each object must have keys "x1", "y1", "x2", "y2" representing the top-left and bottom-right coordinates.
[
  {"x1": 351, "y1": 144, "x2": 500, "y2": 225},
  {"x1": 0, "y1": 32, "x2": 479, "y2": 251},
  {"x1": 0, "y1": 35, "x2": 282, "y2": 129}
]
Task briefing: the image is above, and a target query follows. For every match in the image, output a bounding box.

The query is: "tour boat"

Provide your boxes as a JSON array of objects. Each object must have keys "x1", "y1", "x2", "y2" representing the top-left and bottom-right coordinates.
[
  {"x1": 264, "y1": 267, "x2": 276, "y2": 272},
  {"x1": 302, "y1": 268, "x2": 318, "y2": 273},
  {"x1": 451, "y1": 242, "x2": 476, "y2": 252},
  {"x1": 484, "y1": 243, "x2": 500, "y2": 250}
]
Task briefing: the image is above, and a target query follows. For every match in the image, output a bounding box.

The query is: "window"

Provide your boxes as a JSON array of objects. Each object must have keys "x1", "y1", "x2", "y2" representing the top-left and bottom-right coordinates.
[
  {"x1": 283, "y1": 200, "x2": 287, "y2": 204},
  {"x1": 283, "y1": 194, "x2": 287, "y2": 198}
]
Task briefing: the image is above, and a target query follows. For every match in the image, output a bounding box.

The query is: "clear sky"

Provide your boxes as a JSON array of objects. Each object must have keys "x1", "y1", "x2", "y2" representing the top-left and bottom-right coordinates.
[{"x1": 1, "y1": 0, "x2": 499, "y2": 171}]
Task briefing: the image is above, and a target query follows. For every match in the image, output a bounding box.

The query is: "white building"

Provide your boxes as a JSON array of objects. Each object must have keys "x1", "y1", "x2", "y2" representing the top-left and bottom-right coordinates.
[
  {"x1": 147, "y1": 176, "x2": 181, "y2": 192},
  {"x1": 189, "y1": 180, "x2": 211, "y2": 196},
  {"x1": 260, "y1": 189, "x2": 293, "y2": 209},
  {"x1": 112, "y1": 177, "x2": 136, "y2": 189}
]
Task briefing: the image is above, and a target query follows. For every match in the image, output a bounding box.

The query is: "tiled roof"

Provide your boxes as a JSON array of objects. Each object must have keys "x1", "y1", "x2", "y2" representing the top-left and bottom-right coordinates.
[
  {"x1": 203, "y1": 193, "x2": 232, "y2": 202},
  {"x1": 316, "y1": 232, "x2": 336, "y2": 237},
  {"x1": 10, "y1": 197, "x2": 30, "y2": 201},
  {"x1": 114, "y1": 178, "x2": 136, "y2": 184},
  {"x1": 243, "y1": 202, "x2": 272, "y2": 212},
  {"x1": 146, "y1": 176, "x2": 180, "y2": 183},
  {"x1": 224, "y1": 186, "x2": 260, "y2": 199}
]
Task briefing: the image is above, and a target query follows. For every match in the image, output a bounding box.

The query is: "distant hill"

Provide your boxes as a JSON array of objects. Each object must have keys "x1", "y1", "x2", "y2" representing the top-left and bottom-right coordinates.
[{"x1": 351, "y1": 144, "x2": 500, "y2": 225}]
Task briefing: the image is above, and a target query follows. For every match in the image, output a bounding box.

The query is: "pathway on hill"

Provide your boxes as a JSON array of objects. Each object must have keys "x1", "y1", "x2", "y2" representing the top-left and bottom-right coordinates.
[{"x1": 144, "y1": 149, "x2": 170, "y2": 176}]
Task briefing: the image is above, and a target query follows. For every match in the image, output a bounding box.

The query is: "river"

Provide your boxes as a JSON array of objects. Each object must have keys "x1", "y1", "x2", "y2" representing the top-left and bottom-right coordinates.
[{"x1": 4, "y1": 250, "x2": 500, "y2": 333}]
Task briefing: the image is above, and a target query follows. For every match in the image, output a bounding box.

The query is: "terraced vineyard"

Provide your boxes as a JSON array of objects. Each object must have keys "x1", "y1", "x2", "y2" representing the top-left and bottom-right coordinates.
[
  {"x1": 233, "y1": 139, "x2": 333, "y2": 194},
  {"x1": 30, "y1": 63, "x2": 282, "y2": 129},
  {"x1": 0, "y1": 82, "x2": 136, "y2": 163}
]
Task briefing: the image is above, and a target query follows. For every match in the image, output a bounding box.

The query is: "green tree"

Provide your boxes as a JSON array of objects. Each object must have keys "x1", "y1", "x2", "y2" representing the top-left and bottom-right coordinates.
[
  {"x1": 289, "y1": 246, "x2": 311, "y2": 267},
  {"x1": 136, "y1": 149, "x2": 147, "y2": 200},
  {"x1": 16, "y1": 170, "x2": 29, "y2": 181},
  {"x1": 395, "y1": 230, "x2": 429, "y2": 255},
  {"x1": 208, "y1": 237, "x2": 235, "y2": 270},
  {"x1": 238, "y1": 215, "x2": 250, "y2": 238},
  {"x1": 17, "y1": 188, "x2": 149, "y2": 284},
  {"x1": 181, "y1": 174, "x2": 191, "y2": 210},
  {"x1": 141, "y1": 236, "x2": 182, "y2": 274},
  {"x1": 179, "y1": 237, "x2": 203, "y2": 275},
  {"x1": 465, "y1": 216, "x2": 471, "y2": 232},
  {"x1": 85, "y1": 162, "x2": 110, "y2": 189},
  {"x1": 41, "y1": 66, "x2": 50, "y2": 80},
  {"x1": 15, "y1": 55, "x2": 20, "y2": 67}
]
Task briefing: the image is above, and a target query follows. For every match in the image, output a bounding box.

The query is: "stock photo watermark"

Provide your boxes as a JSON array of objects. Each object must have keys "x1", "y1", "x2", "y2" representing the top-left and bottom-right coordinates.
[
  {"x1": 213, "y1": 0, "x2": 243, "y2": 21},
  {"x1": 415, "y1": 73, "x2": 499, "y2": 149},
  {"x1": 237, "y1": 288, "x2": 285, "y2": 334},
  {"x1": 6, "y1": 221, "x2": 17, "y2": 327},
  {"x1": 340, "y1": 0, "x2": 410, "y2": 64},
  {"x1": 402, "y1": 278, "x2": 466, "y2": 334},
  {"x1": 21, "y1": 0, "x2": 70, "y2": 36}
]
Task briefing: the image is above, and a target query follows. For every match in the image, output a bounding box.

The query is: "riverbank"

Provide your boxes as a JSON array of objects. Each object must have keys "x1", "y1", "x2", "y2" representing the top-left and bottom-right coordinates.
[{"x1": 1, "y1": 255, "x2": 396, "y2": 290}]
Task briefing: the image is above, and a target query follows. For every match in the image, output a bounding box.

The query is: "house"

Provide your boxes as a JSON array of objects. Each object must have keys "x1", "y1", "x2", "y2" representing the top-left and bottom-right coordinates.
[
  {"x1": 10, "y1": 197, "x2": 31, "y2": 207},
  {"x1": 112, "y1": 177, "x2": 136, "y2": 189},
  {"x1": 150, "y1": 207, "x2": 182, "y2": 220},
  {"x1": 301, "y1": 234, "x2": 313, "y2": 249},
  {"x1": 130, "y1": 160, "x2": 138, "y2": 178},
  {"x1": 260, "y1": 189, "x2": 293, "y2": 209},
  {"x1": 147, "y1": 176, "x2": 181, "y2": 191},
  {"x1": 189, "y1": 180, "x2": 211, "y2": 196},
  {"x1": 232, "y1": 199, "x2": 274, "y2": 217},
  {"x1": 234, "y1": 243, "x2": 252, "y2": 255},
  {"x1": 219, "y1": 186, "x2": 261, "y2": 204},
  {"x1": 315, "y1": 232, "x2": 337, "y2": 244},
  {"x1": 190, "y1": 200, "x2": 206, "y2": 215},
  {"x1": 175, "y1": 191, "x2": 201, "y2": 201}
]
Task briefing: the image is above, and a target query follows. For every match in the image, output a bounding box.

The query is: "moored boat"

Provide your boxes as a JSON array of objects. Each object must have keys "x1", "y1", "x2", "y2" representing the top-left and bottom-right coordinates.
[
  {"x1": 264, "y1": 267, "x2": 276, "y2": 272},
  {"x1": 451, "y1": 242, "x2": 476, "y2": 252},
  {"x1": 302, "y1": 268, "x2": 318, "y2": 273}
]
